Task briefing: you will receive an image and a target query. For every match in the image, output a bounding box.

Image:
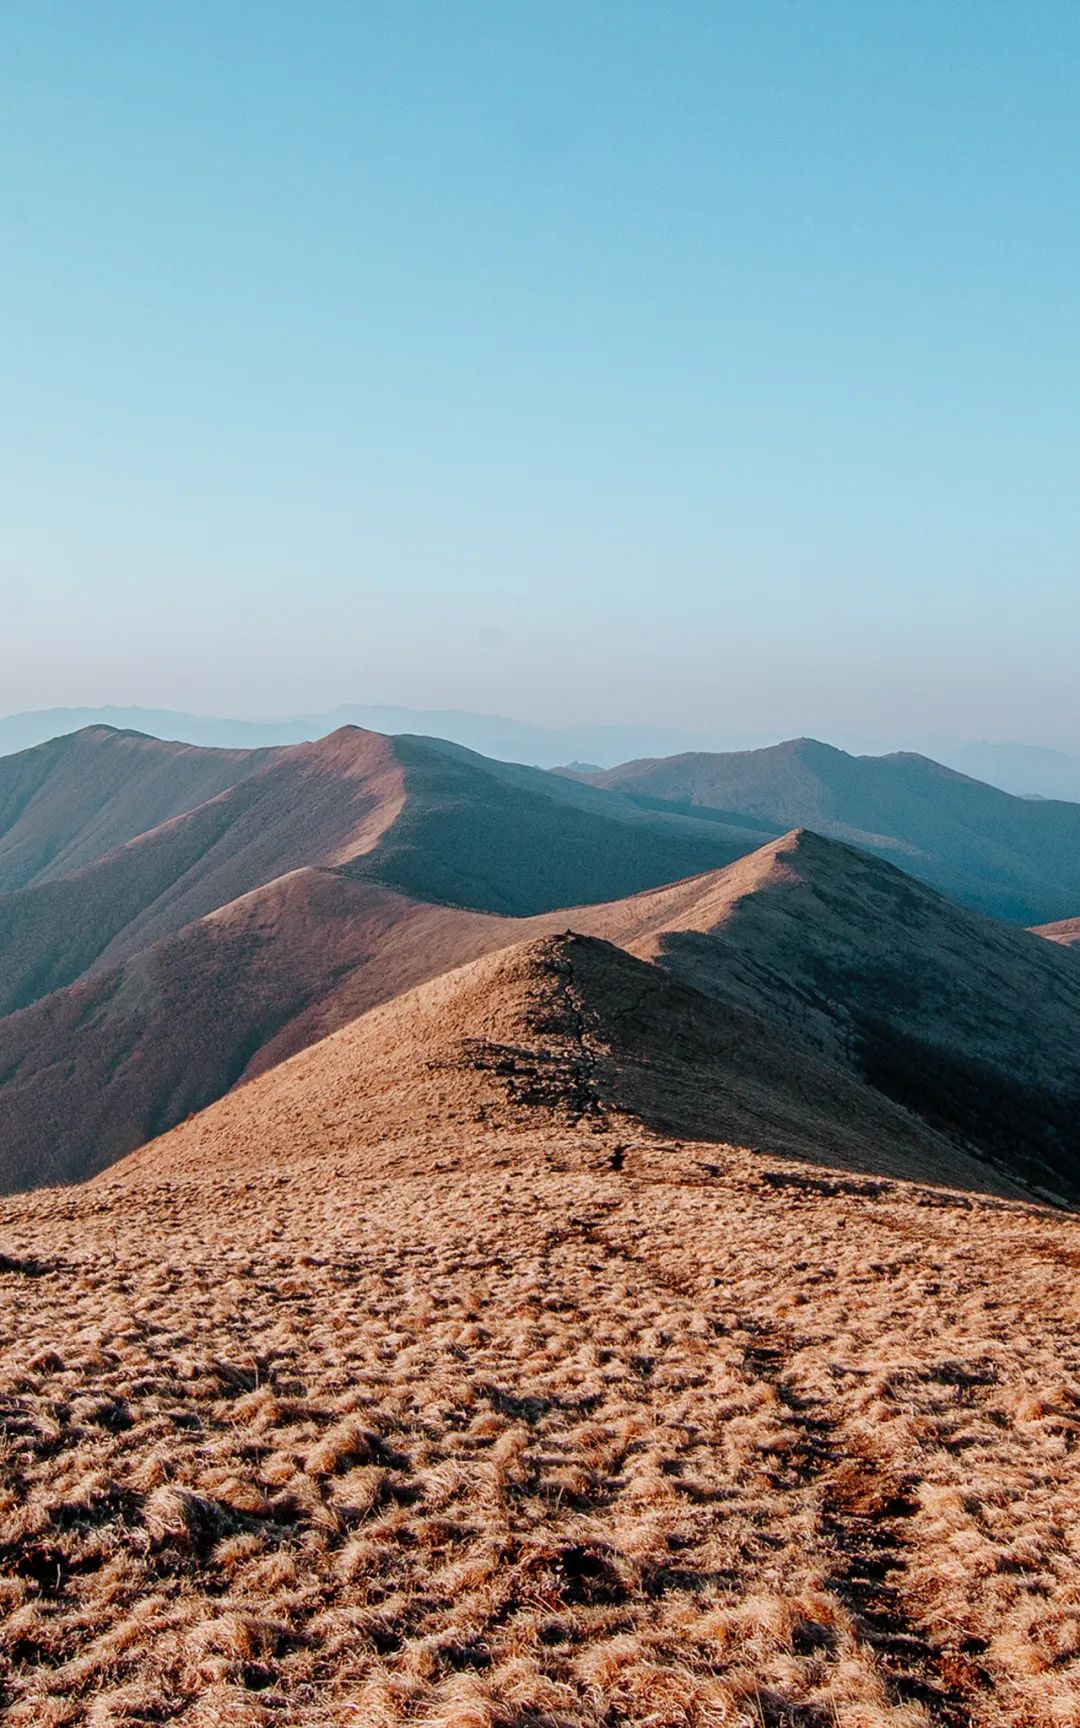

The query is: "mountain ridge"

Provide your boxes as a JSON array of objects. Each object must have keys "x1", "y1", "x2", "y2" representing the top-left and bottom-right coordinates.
[
  {"x1": 118, "y1": 929, "x2": 1009, "y2": 1199},
  {"x1": 0, "y1": 725, "x2": 277, "y2": 891},
  {"x1": 571, "y1": 737, "x2": 1080, "y2": 922},
  {"x1": 0, "y1": 725, "x2": 764, "y2": 1023},
  {"x1": 3, "y1": 819, "x2": 1078, "y2": 1200},
  {"x1": 6, "y1": 704, "x2": 1080, "y2": 794}
]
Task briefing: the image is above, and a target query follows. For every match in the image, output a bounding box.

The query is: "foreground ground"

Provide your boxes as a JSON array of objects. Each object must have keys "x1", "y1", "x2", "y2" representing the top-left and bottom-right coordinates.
[{"x1": 3, "y1": 1128, "x2": 1080, "y2": 1727}]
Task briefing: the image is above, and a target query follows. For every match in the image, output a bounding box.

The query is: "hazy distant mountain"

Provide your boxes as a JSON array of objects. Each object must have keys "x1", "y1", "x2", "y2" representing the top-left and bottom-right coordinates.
[
  {"x1": 572, "y1": 737, "x2": 1080, "y2": 924},
  {"x1": 930, "y1": 741, "x2": 1080, "y2": 802},
  {"x1": 6, "y1": 703, "x2": 1080, "y2": 796},
  {"x1": 0, "y1": 703, "x2": 717, "y2": 769}
]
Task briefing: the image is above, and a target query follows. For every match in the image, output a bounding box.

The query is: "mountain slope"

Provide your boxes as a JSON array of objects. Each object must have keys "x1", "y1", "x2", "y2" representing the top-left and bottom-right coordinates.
[
  {"x1": 576, "y1": 736, "x2": 1080, "y2": 923},
  {"x1": 570, "y1": 829, "x2": 1080, "y2": 1199},
  {"x1": 368, "y1": 733, "x2": 771, "y2": 908},
  {"x1": 121, "y1": 932, "x2": 1002, "y2": 1197},
  {"x1": 0, "y1": 726, "x2": 764, "y2": 1022},
  {"x1": 0, "y1": 728, "x2": 408, "y2": 1017},
  {"x1": 6, "y1": 1055, "x2": 1080, "y2": 1726},
  {"x1": 4, "y1": 820, "x2": 1079, "y2": 1198},
  {"x1": 0, "y1": 725, "x2": 275, "y2": 891},
  {"x1": 0, "y1": 872, "x2": 522, "y2": 1193}
]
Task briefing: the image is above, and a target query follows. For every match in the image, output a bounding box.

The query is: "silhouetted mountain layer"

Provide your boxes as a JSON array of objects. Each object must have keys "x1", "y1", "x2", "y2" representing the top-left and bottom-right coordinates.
[
  {"x1": 572, "y1": 737, "x2": 1080, "y2": 923},
  {"x1": 932, "y1": 740, "x2": 1080, "y2": 801},
  {"x1": 0, "y1": 703, "x2": 717, "y2": 768}
]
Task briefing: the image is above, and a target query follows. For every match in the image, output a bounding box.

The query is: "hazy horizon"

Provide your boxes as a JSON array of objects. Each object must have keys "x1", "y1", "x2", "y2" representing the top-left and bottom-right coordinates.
[
  {"x1": 4, "y1": 2, "x2": 1078, "y2": 746},
  {"x1": 5, "y1": 696, "x2": 1080, "y2": 799}
]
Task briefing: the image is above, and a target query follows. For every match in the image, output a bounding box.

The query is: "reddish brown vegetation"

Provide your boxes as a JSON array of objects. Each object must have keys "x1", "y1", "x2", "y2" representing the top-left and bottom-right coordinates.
[
  {"x1": 125, "y1": 933, "x2": 1013, "y2": 1200},
  {"x1": 2, "y1": 1015, "x2": 1080, "y2": 1723},
  {"x1": 0, "y1": 724, "x2": 750, "y2": 1026}
]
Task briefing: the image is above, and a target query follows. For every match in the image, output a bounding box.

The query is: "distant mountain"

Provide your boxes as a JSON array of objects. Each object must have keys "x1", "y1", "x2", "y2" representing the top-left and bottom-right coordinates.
[
  {"x1": 931, "y1": 741, "x2": 1080, "y2": 802},
  {"x1": 571, "y1": 737, "x2": 1080, "y2": 924},
  {"x1": 0, "y1": 703, "x2": 717, "y2": 769},
  {"x1": 0, "y1": 724, "x2": 768, "y2": 1025}
]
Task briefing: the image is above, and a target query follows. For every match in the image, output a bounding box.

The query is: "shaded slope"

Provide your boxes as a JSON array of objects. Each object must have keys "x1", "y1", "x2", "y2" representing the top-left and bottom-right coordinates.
[
  {"x1": 124, "y1": 932, "x2": 1008, "y2": 1198},
  {"x1": 357, "y1": 733, "x2": 770, "y2": 912},
  {"x1": 578, "y1": 736, "x2": 1080, "y2": 923},
  {"x1": 0, "y1": 725, "x2": 275, "y2": 891},
  {"x1": 5, "y1": 819, "x2": 1079, "y2": 1200},
  {"x1": 570, "y1": 830, "x2": 1080, "y2": 1200},
  {"x1": 0, "y1": 727, "x2": 763, "y2": 1019}
]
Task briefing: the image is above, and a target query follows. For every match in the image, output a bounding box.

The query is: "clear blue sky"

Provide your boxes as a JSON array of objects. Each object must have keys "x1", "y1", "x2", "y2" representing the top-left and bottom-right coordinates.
[{"x1": 2, "y1": 0, "x2": 1078, "y2": 746}]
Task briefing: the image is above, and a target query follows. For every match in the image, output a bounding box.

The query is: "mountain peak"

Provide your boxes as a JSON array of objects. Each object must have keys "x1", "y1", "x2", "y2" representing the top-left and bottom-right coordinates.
[{"x1": 282, "y1": 724, "x2": 399, "y2": 771}]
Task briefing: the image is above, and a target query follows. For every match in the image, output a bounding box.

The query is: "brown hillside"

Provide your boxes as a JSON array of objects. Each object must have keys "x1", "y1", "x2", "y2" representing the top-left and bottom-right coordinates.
[
  {"x1": 0, "y1": 871, "x2": 518, "y2": 1193},
  {"x1": 567, "y1": 830, "x2": 1080, "y2": 1200},
  {"x1": 0, "y1": 729, "x2": 406, "y2": 1019},
  {"x1": 4, "y1": 826, "x2": 1080, "y2": 1198},
  {"x1": 124, "y1": 932, "x2": 1012, "y2": 1199},
  {"x1": 0, "y1": 725, "x2": 275, "y2": 891},
  {"x1": 3, "y1": 1018, "x2": 1080, "y2": 1722},
  {"x1": 0, "y1": 727, "x2": 758, "y2": 1022}
]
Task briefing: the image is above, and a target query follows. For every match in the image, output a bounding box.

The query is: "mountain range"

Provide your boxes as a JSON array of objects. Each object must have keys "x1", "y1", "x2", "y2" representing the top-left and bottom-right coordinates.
[
  {"x1": 570, "y1": 736, "x2": 1080, "y2": 923},
  {"x1": 0, "y1": 703, "x2": 715, "y2": 769},
  {"x1": 4, "y1": 701, "x2": 1080, "y2": 796},
  {"x1": 0, "y1": 722, "x2": 1077, "y2": 1201},
  {"x1": 4, "y1": 715, "x2": 1080, "y2": 1727}
]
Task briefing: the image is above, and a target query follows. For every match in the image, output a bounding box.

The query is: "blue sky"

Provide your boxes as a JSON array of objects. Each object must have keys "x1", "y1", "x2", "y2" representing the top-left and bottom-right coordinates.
[{"x1": 2, "y1": 0, "x2": 1078, "y2": 745}]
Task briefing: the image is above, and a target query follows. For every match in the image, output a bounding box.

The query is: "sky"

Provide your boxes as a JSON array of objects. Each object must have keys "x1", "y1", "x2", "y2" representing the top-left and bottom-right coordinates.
[{"x1": 1, "y1": 0, "x2": 1078, "y2": 747}]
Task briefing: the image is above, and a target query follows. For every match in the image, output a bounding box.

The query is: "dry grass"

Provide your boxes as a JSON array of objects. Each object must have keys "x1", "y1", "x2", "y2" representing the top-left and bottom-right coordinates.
[{"x1": 3, "y1": 1115, "x2": 1080, "y2": 1725}]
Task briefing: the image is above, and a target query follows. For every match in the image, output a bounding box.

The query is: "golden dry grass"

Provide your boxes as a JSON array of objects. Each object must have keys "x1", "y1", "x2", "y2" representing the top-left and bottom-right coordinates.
[{"x1": 3, "y1": 1114, "x2": 1080, "y2": 1725}]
